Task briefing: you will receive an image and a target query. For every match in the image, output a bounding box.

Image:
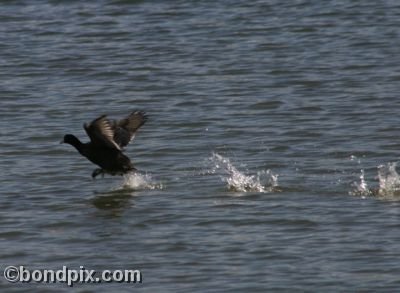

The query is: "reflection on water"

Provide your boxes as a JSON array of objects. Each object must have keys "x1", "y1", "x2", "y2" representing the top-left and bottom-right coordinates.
[
  {"x1": 92, "y1": 189, "x2": 134, "y2": 216},
  {"x1": 91, "y1": 172, "x2": 162, "y2": 215}
]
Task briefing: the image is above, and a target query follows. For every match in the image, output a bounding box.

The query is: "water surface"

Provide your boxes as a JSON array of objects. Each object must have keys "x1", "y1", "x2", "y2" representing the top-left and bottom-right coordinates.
[{"x1": 2, "y1": 1, "x2": 400, "y2": 292}]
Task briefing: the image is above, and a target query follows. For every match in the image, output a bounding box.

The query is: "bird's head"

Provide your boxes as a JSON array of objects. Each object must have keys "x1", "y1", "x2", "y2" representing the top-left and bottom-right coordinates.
[{"x1": 60, "y1": 134, "x2": 82, "y2": 148}]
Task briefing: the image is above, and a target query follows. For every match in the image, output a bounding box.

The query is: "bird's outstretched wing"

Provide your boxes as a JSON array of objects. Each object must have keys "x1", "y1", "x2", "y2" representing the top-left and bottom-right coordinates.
[
  {"x1": 113, "y1": 110, "x2": 148, "y2": 148},
  {"x1": 84, "y1": 115, "x2": 121, "y2": 150}
]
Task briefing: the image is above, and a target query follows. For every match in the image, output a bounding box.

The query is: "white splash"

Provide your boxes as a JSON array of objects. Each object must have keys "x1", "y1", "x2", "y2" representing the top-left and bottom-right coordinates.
[
  {"x1": 120, "y1": 172, "x2": 163, "y2": 191},
  {"x1": 377, "y1": 162, "x2": 400, "y2": 196},
  {"x1": 349, "y1": 169, "x2": 372, "y2": 196},
  {"x1": 208, "y1": 153, "x2": 278, "y2": 193}
]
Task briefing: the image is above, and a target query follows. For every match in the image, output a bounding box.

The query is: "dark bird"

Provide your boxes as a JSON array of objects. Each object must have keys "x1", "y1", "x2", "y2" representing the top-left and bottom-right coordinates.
[{"x1": 61, "y1": 111, "x2": 148, "y2": 178}]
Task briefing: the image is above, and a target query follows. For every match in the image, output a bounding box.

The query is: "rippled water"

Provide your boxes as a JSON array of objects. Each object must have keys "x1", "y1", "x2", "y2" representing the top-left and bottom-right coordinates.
[{"x1": 2, "y1": 1, "x2": 400, "y2": 292}]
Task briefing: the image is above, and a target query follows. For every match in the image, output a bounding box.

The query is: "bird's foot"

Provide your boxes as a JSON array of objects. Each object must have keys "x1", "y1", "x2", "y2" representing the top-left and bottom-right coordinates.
[{"x1": 92, "y1": 168, "x2": 105, "y2": 179}]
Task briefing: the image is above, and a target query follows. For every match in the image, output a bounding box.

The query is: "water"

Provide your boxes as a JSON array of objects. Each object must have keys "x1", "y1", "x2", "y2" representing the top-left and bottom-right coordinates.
[
  {"x1": 2, "y1": 0, "x2": 400, "y2": 291},
  {"x1": 206, "y1": 152, "x2": 279, "y2": 193}
]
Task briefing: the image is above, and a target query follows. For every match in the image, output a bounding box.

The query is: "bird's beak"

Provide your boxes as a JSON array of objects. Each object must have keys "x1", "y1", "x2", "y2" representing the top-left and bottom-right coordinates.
[{"x1": 59, "y1": 139, "x2": 64, "y2": 144}]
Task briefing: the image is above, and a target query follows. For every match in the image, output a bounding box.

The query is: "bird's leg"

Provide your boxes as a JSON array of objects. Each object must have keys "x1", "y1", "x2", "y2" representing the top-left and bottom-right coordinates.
[{"x1": 92, "y1": 168, "x2": 104, "y2": 179}]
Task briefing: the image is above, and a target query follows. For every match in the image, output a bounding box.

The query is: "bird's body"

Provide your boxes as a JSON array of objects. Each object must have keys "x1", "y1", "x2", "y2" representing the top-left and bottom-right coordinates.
[{"x1": 62, "y1": 111, "x2": 147, "y2": 178}]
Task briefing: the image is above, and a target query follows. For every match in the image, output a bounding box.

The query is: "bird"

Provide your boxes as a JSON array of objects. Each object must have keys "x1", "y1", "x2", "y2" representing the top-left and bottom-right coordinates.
[{"x1": 61, "y1": 111, "x2": 148, "y2": 179}]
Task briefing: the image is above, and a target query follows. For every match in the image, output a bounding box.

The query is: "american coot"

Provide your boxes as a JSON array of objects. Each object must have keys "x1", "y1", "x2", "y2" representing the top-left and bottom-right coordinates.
[{"x1": 61, "y1": 111, "x2": 148, "y2": 178}]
